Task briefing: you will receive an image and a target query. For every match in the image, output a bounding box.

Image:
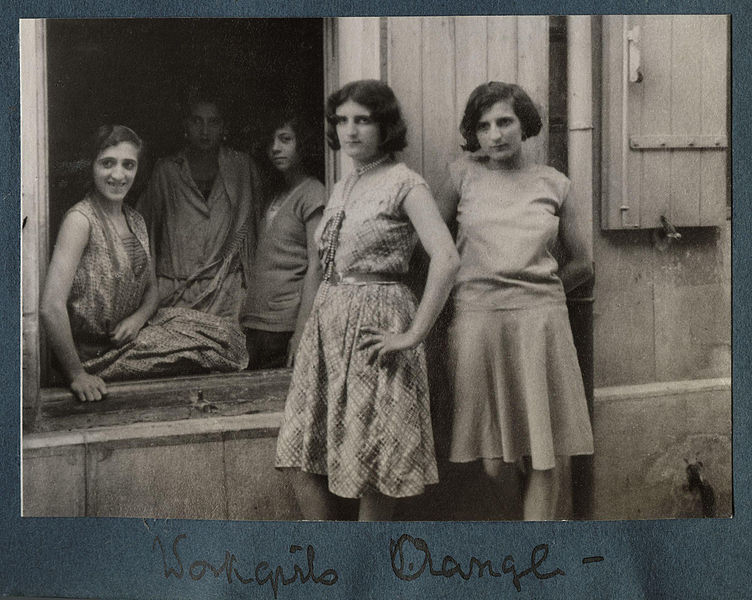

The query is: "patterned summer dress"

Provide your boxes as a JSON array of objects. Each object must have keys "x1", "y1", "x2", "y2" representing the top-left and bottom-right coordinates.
[
  {"x1": 275, "y1": 162, "x2": 439, "y2": 498},
  {"x1": 65, "y1": 196, "x2": 248, "y2": 381}
]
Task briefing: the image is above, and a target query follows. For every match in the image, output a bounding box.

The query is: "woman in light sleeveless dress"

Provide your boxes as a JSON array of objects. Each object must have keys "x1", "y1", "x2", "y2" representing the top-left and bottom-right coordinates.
[{"x1": 440, "y1": 82, "x2": 594, "y2": 520}]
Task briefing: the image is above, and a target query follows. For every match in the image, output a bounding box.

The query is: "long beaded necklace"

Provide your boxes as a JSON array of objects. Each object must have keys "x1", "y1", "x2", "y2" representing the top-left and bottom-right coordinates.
[{"x1": 322, "y1": 154, "x2": 391, "y2": 283}]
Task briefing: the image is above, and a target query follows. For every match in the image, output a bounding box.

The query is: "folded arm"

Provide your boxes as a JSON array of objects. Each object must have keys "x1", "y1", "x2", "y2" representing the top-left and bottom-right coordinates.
[{"x1": 358, "y1": 184, "x2": 460, "y2": 364}]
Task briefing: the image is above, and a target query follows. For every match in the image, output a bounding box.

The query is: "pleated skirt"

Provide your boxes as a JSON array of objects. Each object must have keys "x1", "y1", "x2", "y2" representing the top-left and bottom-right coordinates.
[
  {"x1": 448, "y1": 303, "x2": 594, "y2": 471},
  {"x1": 275, "y1": 282, "x2": 439, "y2": 498}
]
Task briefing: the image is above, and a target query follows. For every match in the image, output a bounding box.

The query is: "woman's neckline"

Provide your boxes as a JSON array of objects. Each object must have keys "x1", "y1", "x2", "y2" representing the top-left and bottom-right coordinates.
[
  {"x1": 281, "y1": 167, "x2": 307, "y2": 190},
  {"x1": 269, "y1": 178, "x2": 309, "y2": 211},
  {"x1": 468, "y1": 150, "x2": 535, "y2": 172},
  {"x1": 480, "y1": 159, "x2": 537, "y2": 173},
  {"x1": 354, "y1": 154, "x2": 393, "y2": 175},
  {"x1": 89, "y1": 194, "x2": 133, "y2": 238}
]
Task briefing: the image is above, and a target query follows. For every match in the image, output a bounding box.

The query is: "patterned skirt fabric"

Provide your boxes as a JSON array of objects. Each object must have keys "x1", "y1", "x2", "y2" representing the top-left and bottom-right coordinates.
[
  {"x1": 448, "y1": 304, "x2": 594, "y2": 471},
  {"x1": 83, "y1": 307, "x2": 249, "y2": 380},
  {"x1": 157, "y1": 266, "x2": 244, "y2": 321},
  {"x1": 275, "y1": 282, "x2": 439, "y2": 499}
]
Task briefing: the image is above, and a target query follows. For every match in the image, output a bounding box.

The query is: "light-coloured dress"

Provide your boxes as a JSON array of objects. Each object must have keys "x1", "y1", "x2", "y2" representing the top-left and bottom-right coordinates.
[
  {"x1": 65, "y1": 197, "x2": 248, "y2": 381},
  {"x1": 275, "y1": 162, "x2": 439, "y2": 499},
  {"x1": 137, "y1": 146, "x2": 259, "y2": 320},
  {"x1": 447, "y1": 153, "x2": 594, "y2": 471}
]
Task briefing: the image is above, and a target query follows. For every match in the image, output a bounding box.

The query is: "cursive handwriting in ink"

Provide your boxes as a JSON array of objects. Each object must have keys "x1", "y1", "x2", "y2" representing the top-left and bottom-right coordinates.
[
  {"x1": 389, "y1": 533, "x2": 566, "y2": 592},
  {"x1": 153, "y1": 534, "x2": 338, "y2": 599}
]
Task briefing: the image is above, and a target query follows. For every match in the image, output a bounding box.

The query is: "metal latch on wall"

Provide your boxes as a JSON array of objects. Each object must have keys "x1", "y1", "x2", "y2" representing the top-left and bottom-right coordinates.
[
  {"x1": 652, "y1": 215, "x2": 682, "y2": 250},
  {"x1": 627, "y1": 26, "x2": 642, "y2": 83}
]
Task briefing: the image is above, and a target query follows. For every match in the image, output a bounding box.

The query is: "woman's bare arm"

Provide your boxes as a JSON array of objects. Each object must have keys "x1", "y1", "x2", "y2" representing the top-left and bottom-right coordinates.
[
  {"x1": 558, "y1": 188, "x2": 593, "y2": 293},
  {"x1": 40, "y1": 211, "x2": 107, "y2": 401},
  {"x1": 358, "y1": 184, "x2": 460, "y2": 363},
  {"x1": 110, "y1": 257, "x2": 160, "y2": 347},
  {"x1": 287, "y1": 209, "x2": 323, "y2": 366}
]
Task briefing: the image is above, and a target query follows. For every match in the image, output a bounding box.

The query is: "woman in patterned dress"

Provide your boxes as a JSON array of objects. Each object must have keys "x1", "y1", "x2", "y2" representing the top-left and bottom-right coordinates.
[
  {"x1": 275, "y1": 80, "x2": 459, "y2": 521},
  {"x1": 41, "y1": 125, "x2": 247, "y2": 402},
  {"x1": 440, "y1": 82, "x2": 594, "y2": 520}
]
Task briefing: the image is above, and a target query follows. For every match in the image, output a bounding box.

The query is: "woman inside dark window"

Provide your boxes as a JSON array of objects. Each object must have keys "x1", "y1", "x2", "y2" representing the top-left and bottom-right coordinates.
[
  {"x1": 137, "y1": 87, "x2": 261, "y2": 321},
  {"x1": 241, "y1": 110, "x2": 325, "y2": 369}
]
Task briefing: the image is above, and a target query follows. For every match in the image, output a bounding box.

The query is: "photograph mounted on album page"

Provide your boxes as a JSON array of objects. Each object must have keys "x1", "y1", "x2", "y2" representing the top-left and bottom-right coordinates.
[{"x1": 4, "y1": 4, "x2": 749, "y2": 600}]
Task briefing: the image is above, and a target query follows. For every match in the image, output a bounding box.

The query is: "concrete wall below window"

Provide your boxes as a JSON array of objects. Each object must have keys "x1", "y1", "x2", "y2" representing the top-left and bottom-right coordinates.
[{"x1": 23, "y1": 378, "x2": 731, "y2": 521}]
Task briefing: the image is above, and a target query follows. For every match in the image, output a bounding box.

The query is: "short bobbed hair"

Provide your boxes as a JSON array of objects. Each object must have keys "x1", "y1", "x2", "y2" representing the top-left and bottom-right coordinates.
[
  {"x1": 459, "y1": 82, "x2": 542, "y2": 151},
  {"x1": 325, "y1": 79, "x2": 407, "y2": 153},
  {"x1": 259, "y1": 108, "x2": 324, "y2": 205},
  {"x1": 87, "y1": 124, "x2": 144, "y2": 166}
]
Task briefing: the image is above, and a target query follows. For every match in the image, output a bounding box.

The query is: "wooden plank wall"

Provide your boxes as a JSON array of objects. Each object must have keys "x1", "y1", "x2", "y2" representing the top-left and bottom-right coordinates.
[{"x1": 386, "y1": 16, "x2": 550, "y2": 193}]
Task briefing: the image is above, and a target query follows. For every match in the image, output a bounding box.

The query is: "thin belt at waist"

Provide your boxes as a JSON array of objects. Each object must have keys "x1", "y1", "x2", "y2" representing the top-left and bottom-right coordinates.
[{"x1": 328, "y1": 271, "x2": 406, "y2": 286}]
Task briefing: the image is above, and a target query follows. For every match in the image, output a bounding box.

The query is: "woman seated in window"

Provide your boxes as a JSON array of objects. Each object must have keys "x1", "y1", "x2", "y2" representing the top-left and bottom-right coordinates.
[
  {"x1": 241, "y1": 110, "x2": 326, "y2": 370},
  {"x1": 137, "y1": 88, "x2": 261, "y2": 320},
  {"x1": 40, "y1": 125, "x2": 248, "y2": 402}
]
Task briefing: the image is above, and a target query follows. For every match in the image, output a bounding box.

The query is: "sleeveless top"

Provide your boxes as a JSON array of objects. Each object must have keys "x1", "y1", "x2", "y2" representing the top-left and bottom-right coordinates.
[
  {"x1": 66, "y1": 196, "x2": 151, "y2": 360},
  {"x1": 449, "y1": 154, "x2": 570, "y2": 311},
  {"x1": 316, "y1": 162, "x2": 427, "y2": 275}
]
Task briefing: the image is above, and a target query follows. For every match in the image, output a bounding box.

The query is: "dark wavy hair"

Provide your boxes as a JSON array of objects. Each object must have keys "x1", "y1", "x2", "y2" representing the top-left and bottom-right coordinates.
[
  {"x1": 259, "y1": 109, "x2": 323, "y2": 204},
  {"x1": 265, "y1": 109, "x2": 321, "y2": 173},
  {"x1": 83, "y1": 124, "x2": 145, "y2": 199},
  {"x1": 459, "y1": 82, "x2": 542, "y2": 151},
  {"x1": 325, "y1": 79, "x2": 407, "y2": 153},
  {"x1": 86, "y1": 124, "x2": 144, "y2": 165}
]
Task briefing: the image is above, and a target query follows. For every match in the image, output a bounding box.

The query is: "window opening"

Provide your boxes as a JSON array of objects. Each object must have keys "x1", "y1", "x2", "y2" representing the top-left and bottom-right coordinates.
[{"x1": 42, "y1": 19, "x2": 326, "y2": 388}]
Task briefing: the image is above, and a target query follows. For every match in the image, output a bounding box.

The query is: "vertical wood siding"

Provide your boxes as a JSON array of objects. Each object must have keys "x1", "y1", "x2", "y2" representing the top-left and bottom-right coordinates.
[
  {"x1": 699, "y1": 17, "x2": 728, "y2": 226},
  {"x1": 334, "y1": 18, "x2": 383, "y2": 181},
  {"x1": 385, "y1": 16, "x2": 550, "y2": 193}
]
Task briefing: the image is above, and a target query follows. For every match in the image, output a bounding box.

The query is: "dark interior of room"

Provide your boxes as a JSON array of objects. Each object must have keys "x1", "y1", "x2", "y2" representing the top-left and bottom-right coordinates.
[{"x1": 46, "y1": 18, "x2": 325, "y2": 241}]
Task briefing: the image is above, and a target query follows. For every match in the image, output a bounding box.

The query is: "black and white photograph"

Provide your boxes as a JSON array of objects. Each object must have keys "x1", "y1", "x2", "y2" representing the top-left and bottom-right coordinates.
[{"x1": 20, "y1": 15, "x2": 731, "y2": 524}]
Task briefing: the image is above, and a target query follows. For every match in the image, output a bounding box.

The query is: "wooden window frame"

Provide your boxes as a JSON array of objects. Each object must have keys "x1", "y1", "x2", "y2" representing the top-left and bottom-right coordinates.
[{"x1": 21, "y1": 18, "x2": 353, "y2": 433}]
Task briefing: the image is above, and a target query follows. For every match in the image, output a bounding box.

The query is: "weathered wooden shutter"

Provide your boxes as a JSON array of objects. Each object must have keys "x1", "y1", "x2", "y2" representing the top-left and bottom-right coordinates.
[{"x1": 602, "y1": 15, "x2": 728, "y2": 230}]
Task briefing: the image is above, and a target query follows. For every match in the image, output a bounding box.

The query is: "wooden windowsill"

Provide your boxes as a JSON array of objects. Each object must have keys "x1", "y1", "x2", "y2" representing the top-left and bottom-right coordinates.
[{"x1": 31, "y1": 369, "x2": 292, "y2": 433}]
